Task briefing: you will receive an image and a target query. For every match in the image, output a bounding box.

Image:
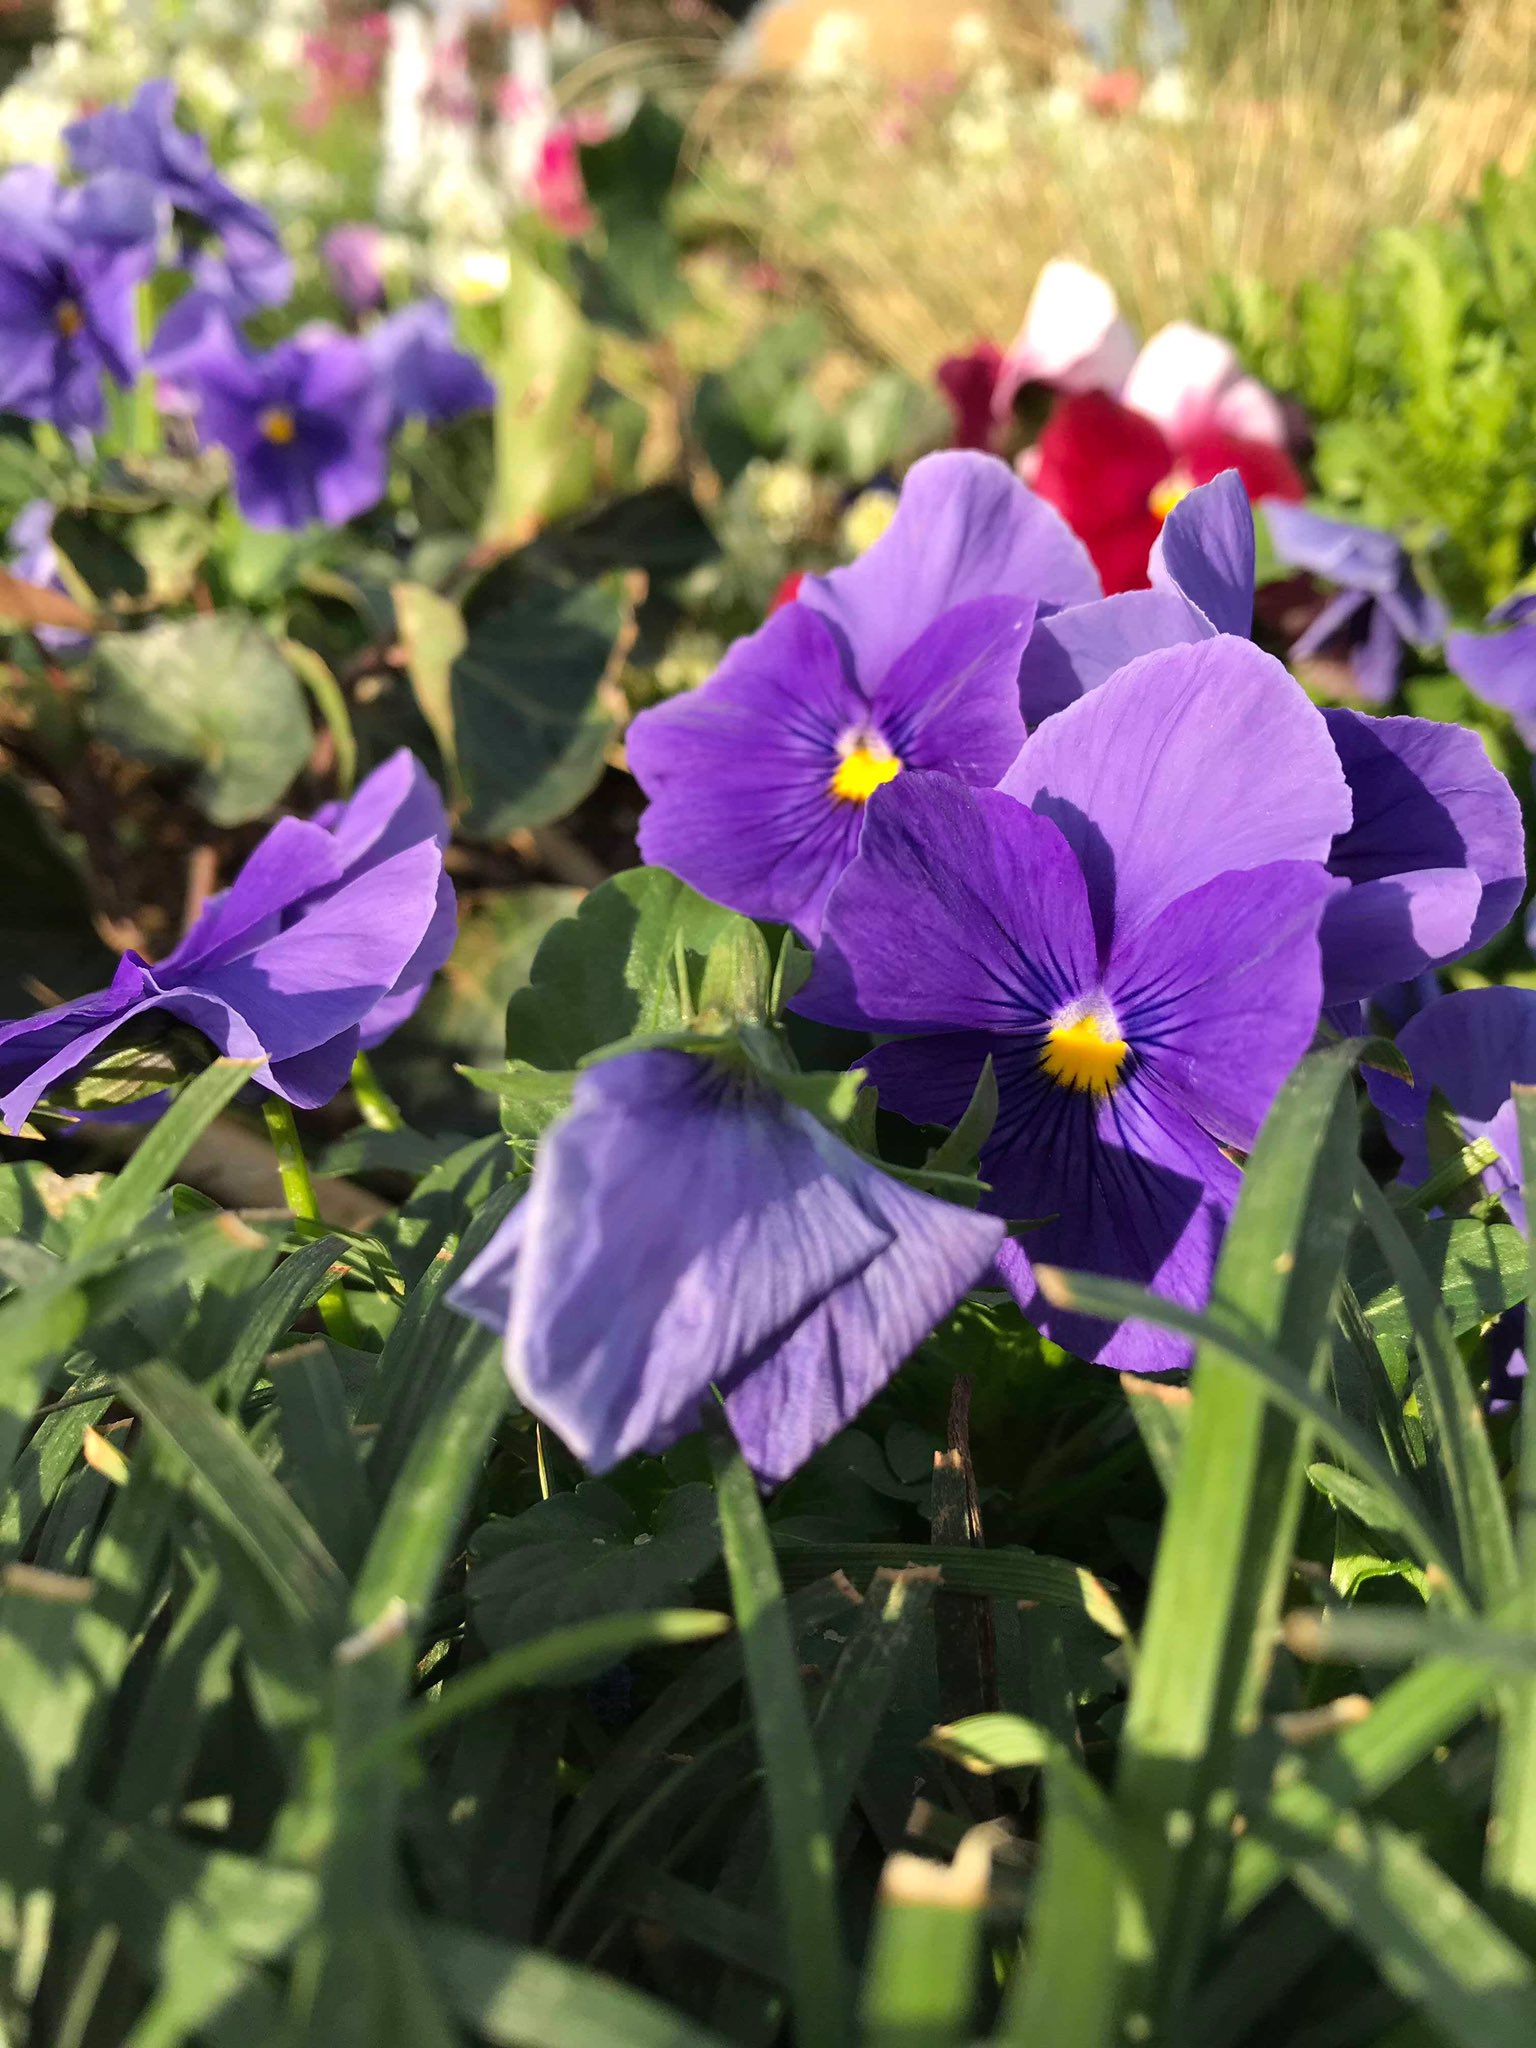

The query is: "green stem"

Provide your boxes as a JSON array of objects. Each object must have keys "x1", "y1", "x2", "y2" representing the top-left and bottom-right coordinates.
[
  {"x1": 130, "y1": 282, "x2": 160, "y2": 457},
  {"x1": 262, "y1": 1096, "x2": 365, "y2": 1348},
  {"x1": 350, "y1": 1051, "x2": 405, "y2": 1133}
]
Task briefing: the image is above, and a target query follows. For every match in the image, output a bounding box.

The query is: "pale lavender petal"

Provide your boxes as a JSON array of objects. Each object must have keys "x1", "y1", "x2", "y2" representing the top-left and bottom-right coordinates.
[
  {"x1": 1449, "y1": 621, "x2": 1536, "y2": 748},
  {"x1": 1320, "y1": 872, "x2": 1480, "y2": 1006},
  {"x1": 1001, "y1": 636, "x2": 1351, "y2": 952},
  {"x1": 1013, "y1": 587, "x2": 1212, "y2": 727}
]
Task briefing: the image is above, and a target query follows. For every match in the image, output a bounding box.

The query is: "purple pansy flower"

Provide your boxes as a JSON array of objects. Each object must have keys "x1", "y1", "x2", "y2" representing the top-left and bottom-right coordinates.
[
  {"x1": 448, "y1": 1048, "x2": 1004, "y2": 1483},
  {"x1": 1263, "y1": 502, "x2": 1447, "y2": 706},
  {"x1": 797, "y1": 637, "x2": 1349, "y2": 1376},
  {"x1": 1010, "y1": 475, "x2": 1524, "y2": 1007},
  {"x1": 1448, "y1": 593, "x2": 1536, "y2": 748},
  {"x1": 323, "y1": 223, "x2": 387, "y2": 321},
  {"x1": 66, "y1": 79, "x2": 291, "y2": 313},
  {"x1": 627, "y1": 451, "x2": 1100, "y2": 943},
  {"x1": 0, "y1": 751, "x2": 455, "y2": 1130},
  {"x1": 7, "y1": 501, "x2": 90, "y2": 656},
  {"x1": 363, "y1": 298, "x2": 494, "y2": 433},
  {"x1": 179, "y1": 321, "x2": 390, "y2": 531},
  {"x1": 1366, "y1": 985, "x2": 1536, "y2": 1231},
  {"x1": 0, "y1": 167, "x2": 159, "y2": 432}
]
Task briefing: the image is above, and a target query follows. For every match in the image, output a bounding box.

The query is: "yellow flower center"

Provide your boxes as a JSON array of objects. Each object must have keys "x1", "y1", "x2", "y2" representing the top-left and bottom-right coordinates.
[
  {"x1": 830, "y1": 740, "x2": 901, "y2": 804},
  {"x1": 1148, "y1": 466, "x2": 1195, "y2": 521},
  {"x1": 1040, "y1": 1010, "x2": 1130, "y2": 1096},
  {"x1": 55, "y1": 299, "x2": 83, "y2": 338},
  {"x1": 259, "y1": 405, "x2": 298, "y2": 445}
]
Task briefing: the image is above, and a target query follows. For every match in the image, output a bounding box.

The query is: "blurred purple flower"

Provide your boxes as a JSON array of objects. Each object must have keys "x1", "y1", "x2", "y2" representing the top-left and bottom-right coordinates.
[
  {"x1": 323, "y1": 223, "x2": 387, "y2": 320},
  {"x1": 1010, "y1": 476, "x2": 1524, "y2": 1006},
  {"x1": 363, "y1": 298, "x2": 494, "y2": 433},
  {"x1": 1447, "y1": 592, "x2": 1536, "y2": 747},
  {"x1": 7, "y1": 501, "x2": 89, "y2": 656},
  {"x1": 1367, "y1": 984, "x2": 1536, "y2": 1230},
  {"x1": 0, "y1": 750, "x2": 455, "y2": 1131},
  {"x1": 798, "y1": 637, "x2": 1349, "y2": 1375},
  {"x1": 627, "y1": 451, "x2": 1099, "y2": 943},
  {"x1": 180, "y1": 321, "x2": 390, "y2": 530},
  {"x1": 66, "y1": 78, "x2": 291, "y2": 313},
  {"x1": 1264, "y1": 502, "x2": 1447, "y2": 705},
  {"x1": 449, "y1": 1048, "x2": 1003, "y2": 1483},
  {"x1": 0, "y1": 166, "x2": 159, "y2": 431}
]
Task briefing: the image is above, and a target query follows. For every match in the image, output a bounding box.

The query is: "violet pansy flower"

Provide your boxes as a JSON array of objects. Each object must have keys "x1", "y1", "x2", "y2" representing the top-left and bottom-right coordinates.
[
  {"x1": 0, "y1": 167, "x2": 159, "y2": 432},
  {"x1": 1448, "y1": 593, "x2": 1536, "y2": 748},
  {"x1": 1366, "y1": 985, "x2": 1536, "y2": 1232},
  {"x1": 180, "y1": 321, "x2": 390, "y2": 531},
  {"x1": 323, "y1": 223, "x2": 387, "y2": 321},
  {"x1": 1264, "y1": 502, "x2": 1447, "y2": 705},
  {"x1": 449, "y1": 1049, "x2": 1003, "y2": 1484},
  {"x1": 0, "y1": 750, "x2": 455, "y2": 1131},
  {"x1": 363, "y1": 298, "x2": 494, "y2": 433},
  {"x1": 7, "y1": 501, "x2": 90, "y2": 656},
  {"x1": 1011, "y1": 475, "x2": 1525, "y2": 1005},
  {"x1": 798, "y1": 637, "x2": 1349, "y2": 1375},
  {"x1": 66, "y1": 79, "x2": 291, "y2": 314},
  {"x1": 627, "y1": 451, "x2": 1099, "y2": 943}
]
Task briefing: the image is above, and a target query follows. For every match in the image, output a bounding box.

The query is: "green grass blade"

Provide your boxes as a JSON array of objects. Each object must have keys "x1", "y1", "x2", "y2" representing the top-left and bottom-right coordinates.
[
  {"x1": 770, "y1": 1538, "x2": 1130, "y2": 1640},
  {"x1": 1484, "y1": 1085, "x2": 1536, "y2": 1938},
  {"x1": 424, "y1": 1920, "x2": 734, "y2": 2048},
  {"x1": 711, "y1": 1433, "x2": 852, "y2": 2048},
  {"x1": 72, "y1": 1058, "x2": 261, "y2": 1253},
  {"x1": 1354, "y1": 1170, "x2": 1517, "y2": 1607},
  {"x1": 858, "y1": 1836, "x2": 992, "y2": 2048},
  {"x1": 1264, "y1": 1806, "x2": 1536, "y2": 2048},
  {"x1": 1108, "y1": 1043, "x2": 1365, "y2": 2034},
  {"x1": 348, "y1": 1609, "x2": 730, "y2": 1776},
  {"x1": 1037, "y1": 1268, "x2": 1464, "y2": 1600}
]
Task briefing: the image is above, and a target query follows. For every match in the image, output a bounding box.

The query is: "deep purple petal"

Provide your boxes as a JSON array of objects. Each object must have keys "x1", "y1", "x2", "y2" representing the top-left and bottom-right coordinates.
[
  {"x1": 1320, "y1": 872, "x2": 1480, "y2": 1006},
  {"x1": 630, "y1": 604, "x2": 868, "y2": 940},
  {"x1": 357, "y1": 873, "x2": 457, "y2": 1047},
  {"x1": 0, "y1": 956, "x2": 151, "y2": 1131},
  {"x1": 799, "y1": 774, "x2": 1099, "y2": 1036},
  {"x1": 1149, "y1": 470, "x2": 1254, "y2": 635},
  {"x1": 1001, "y1": 636, "x2": 1351, "y2": 953},
  {"x1": 167, "y1": 818, "x2": 343, "y2": 974},
  {"x1": 800, "y1": 451, "x2": 1099, "y2": 693},
  {"x1": 1290, "y1": 587, "x2": 1371, "y2": 662},
  {"x1": 1324, "y1": 709, "x2": 1525, "y2": 983},
  {"x1": 870, "y1": 595, "x2": 1033, "y2": 783},
  {"x1": 1108, "y1": 861, "x2": 1337, "y2": 1149},
  {"x1": 265, "y1": 1026, "x2": 365, "y2": 1109}
]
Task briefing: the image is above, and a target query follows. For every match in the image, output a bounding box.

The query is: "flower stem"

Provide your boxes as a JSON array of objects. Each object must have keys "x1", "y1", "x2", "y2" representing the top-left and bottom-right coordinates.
[
  {"x1": 262, "y1": 1096, "x2": 365, "y2": 1348},
  {"x1": 350, "y1": 1050, "x2": 405, "y2": 1133}
]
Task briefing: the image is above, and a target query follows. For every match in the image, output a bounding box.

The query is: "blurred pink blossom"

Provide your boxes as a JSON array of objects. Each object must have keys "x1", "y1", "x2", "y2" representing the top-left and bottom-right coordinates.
[{"x1": 533, "y1": 127, "x2": 594, "y2": 237}]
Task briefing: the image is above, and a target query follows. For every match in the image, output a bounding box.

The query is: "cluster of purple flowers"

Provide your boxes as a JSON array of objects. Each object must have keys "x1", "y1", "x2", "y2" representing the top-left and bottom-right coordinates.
[
  {"x1": 451, "y1": 452, "x2": 1530, "y2": 1478},
  {"x1": 0, "y1": 81, "x2": 493, "y2": 530}
]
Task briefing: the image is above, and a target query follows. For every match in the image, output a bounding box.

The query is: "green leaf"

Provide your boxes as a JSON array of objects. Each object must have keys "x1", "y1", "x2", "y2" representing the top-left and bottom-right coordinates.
[
  {"x1": 490, "y1": 243, "x2": 599, "y2": 536},
  {"x1": 711, "y1": 1433, "x2": 852, "y2": 2048},
  {"x1": 454, "y1": 572, "x2": 627, "y2": 837},
  {"x1": 578, "y1": 101, "x2": 690, "y2": 333},
  {"x1": 88, "y1": 613, "x2": 312, "y2": 825},
  {"x1": 857, "y1": 1836, "x2": 991, "y2": 2048},
  {"x1": 1351, "y1": 1217, "x2": 1531, "y2": 1346},
  {"x1": 504, "y1": 867, "x2": 743, "y2": 1070},
  {"x1": 392, "y1": 581, "x2": 466, "y2": 800},
  {"x1": 471, "y1": 1482, "x2": 721, "y2": 1647},
  {"x1": 51, "y1": 509, "x2": 148, "y2": 608},
  {"x1": 281, "y1": 638, "x2": 357, "y2": 797}
]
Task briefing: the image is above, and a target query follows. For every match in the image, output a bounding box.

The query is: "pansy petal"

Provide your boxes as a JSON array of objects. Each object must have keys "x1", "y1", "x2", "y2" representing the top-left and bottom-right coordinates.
[
  {"x1": 993, "y1": 1068, "x2": 1238, "y2": 1376},
  {"x1": 1290, "y1": 587, "x2": 1370, "y2": 662},
  {"x1": 871, "y1": 594, "x2": 1034, "y2": 784},
  {"x1": 993, "y1": 258, "x2": 1139, "y2": 413},
  {"x1": 1448, "y1": 622, "x2": 1536, "y2": 749},
  {"x1": 0, "y1": 957, "x2": 151, "y2": 1131},
  {"x1": 722, "y1": 1167, "x2": 1003, "y2": 1485},
  {"x1": 799, "y1": 774, "x2": 1100, "y2": 1036},
  {"x1": 1109, "y1": 861, "x2": 1337, "y2": 1148},
  {"x1": 1349, "y1": 599, "x2": 1405, "y2": 706},
  {"x1": 192, "y1": 839, "x2": 445, "y2": 1060},
  {"x1": 1148, "y1": 471, "x2": 1254, "y2": 635},
  {"x1": 1367, "y1": 986, "x2": 1536, "y2": 1214},
  {"x1": 499, "y1": 1054, "x2": 899, "y2": 1470},
  {"x1": 1001, "y1": 636, "x2": 1351, "y2": 952},
  {"x1": 629, "y1": 604, "x2": 867, "y2": 940},
  {"x1": 314, "y1": 748, "x2": 452, "y2": 875},
  {"x1": 1014, "y1": 587, "x2": 1213, "y2": 726},
  {"x1": 1124, "y1": 322, "x2": 1258, "y2": 443},
  {"x1": 1319, "y1": 870, "x2": 1479, "y2": 1005},
  {"x1": 1265, "y1": 502, "x2": 1403, "y2": 593},
  {"x1": 1324, "y1": 709, "x2": 1525, "y2": 962},
  {"x1": 356, "y1": 873, "x2": 458, "y2": 1048},
  {"x1": 167, "y1": 818, "x2": 343, "y2": 972},
  {"x1": 800, "y1": 451, "x2": 1099, "y2": 691},
  {"x1": 265, "y1": 1026, "x2": 365, "y2": 1110}
]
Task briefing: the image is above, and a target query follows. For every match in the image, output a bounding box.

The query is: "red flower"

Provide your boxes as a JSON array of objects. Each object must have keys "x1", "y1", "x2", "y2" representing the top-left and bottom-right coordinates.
[
  {"x1": 1031, "y1": 391, "x2": 1304, "y2": 594},
  {"x1": 935, "y1": 342, "x2": 1005, "y2": 452},
  {"x1": 769, "y1": 570, "x2": 806, "y2": 613}
]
